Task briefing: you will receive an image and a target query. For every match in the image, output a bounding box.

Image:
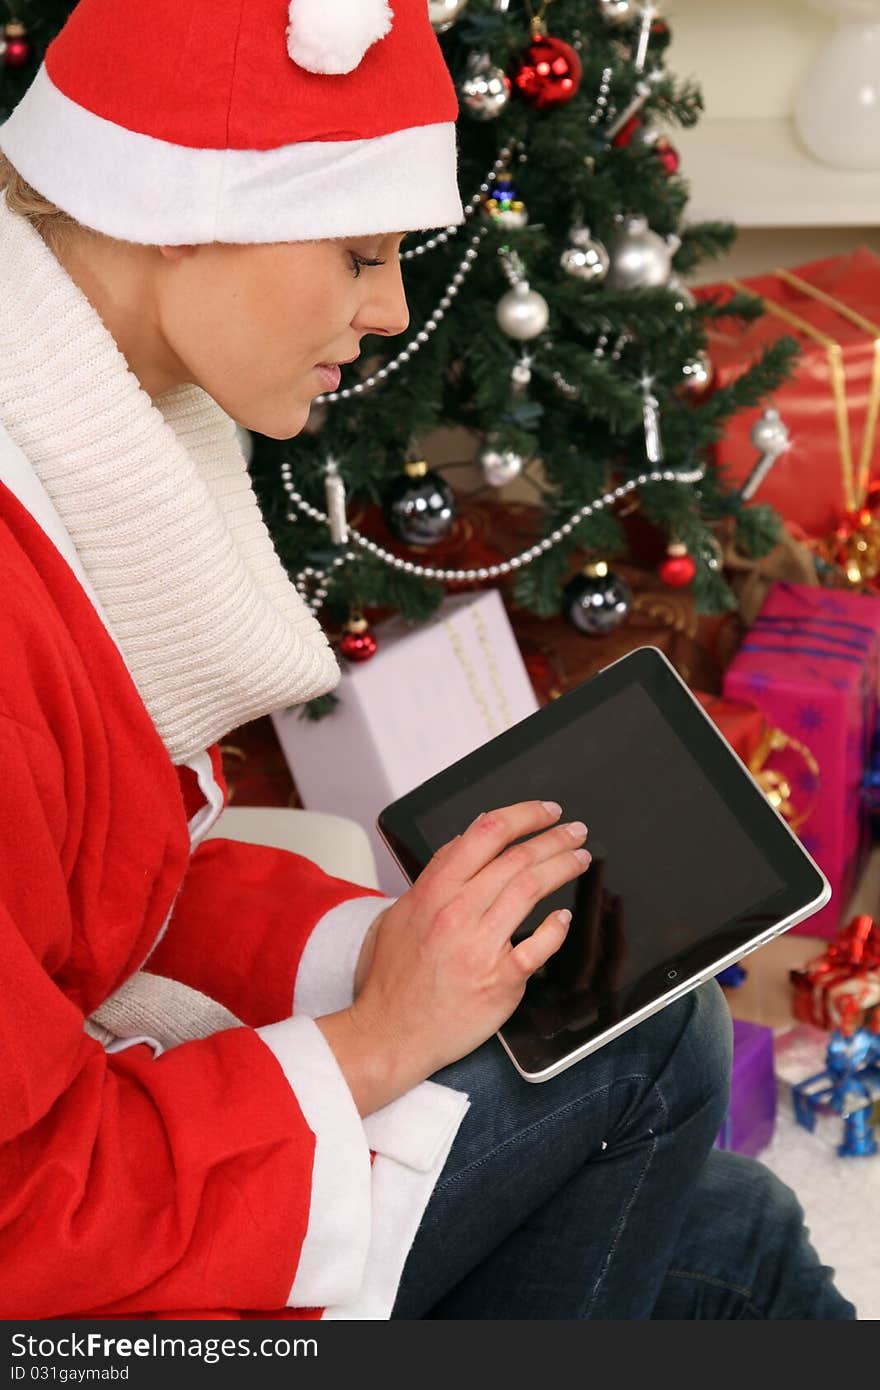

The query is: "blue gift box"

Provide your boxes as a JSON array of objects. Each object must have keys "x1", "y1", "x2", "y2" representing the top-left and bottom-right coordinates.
[{"x1": 716, "y1": 1019, "x2": 777, "y2": 1157}]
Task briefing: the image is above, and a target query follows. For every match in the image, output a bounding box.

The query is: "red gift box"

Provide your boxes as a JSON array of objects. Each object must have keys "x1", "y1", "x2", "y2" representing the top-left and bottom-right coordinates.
[
  {"x1": 693, "y1": 690, "x2": 820, "y2": 831},
  {"x1": 697, "y1": 249, "x2": 880, "y2": 538},
  {"x1": 790, "y1": 915, "x2": 880, "y2": 1028}
]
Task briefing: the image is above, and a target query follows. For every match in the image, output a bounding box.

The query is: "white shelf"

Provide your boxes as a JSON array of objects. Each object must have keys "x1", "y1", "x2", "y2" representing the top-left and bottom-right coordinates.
[{"x1": 674, "y1": 117, "x2": 880, "y2": 228}]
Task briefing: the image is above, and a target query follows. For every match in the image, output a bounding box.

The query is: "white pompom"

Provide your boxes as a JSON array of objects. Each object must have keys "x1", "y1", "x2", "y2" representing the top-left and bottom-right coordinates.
[{"x1": 287, "y1": 0, "x2": 394, "y2": 76}]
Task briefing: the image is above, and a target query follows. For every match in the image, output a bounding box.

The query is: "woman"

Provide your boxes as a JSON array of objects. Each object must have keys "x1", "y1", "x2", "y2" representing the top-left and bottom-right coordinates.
[{"x1": 0, "y1": 0, "x2": 854, "y2": 1321}]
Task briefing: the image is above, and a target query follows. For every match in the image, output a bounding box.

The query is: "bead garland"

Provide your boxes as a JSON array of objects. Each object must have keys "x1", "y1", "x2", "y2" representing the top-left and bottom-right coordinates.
[
  {"x1": 282, "y1": 460, "x2": 706, "y2": 613},
  {"x1": 587, "y1": 65, "x2": 615, "y2": 126}
]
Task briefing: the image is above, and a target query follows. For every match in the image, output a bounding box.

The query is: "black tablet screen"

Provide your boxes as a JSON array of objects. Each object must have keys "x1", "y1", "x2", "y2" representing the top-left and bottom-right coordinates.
[{"x1": 413, "y1": 680, "x2": 785, "y2": 1042}]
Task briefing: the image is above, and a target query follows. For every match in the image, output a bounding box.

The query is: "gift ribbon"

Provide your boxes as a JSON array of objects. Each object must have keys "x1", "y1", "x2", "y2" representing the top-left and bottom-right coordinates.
[
  {"x1": 792, "y1": 915, "x2": 880, "y2": 983},
  {"x1": 775, "y1": 268, "x2": 880, "y2": 508},
  {"x1": 747, "y1": 722, "x2": 820, "y2": 831},
  {"x1": 727, "y1": 273, "x2": 880, "y2": 516}
]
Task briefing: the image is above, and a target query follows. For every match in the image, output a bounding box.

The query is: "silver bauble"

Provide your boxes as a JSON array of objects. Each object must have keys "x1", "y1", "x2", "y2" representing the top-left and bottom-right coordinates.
[
  {"x1": 680, "y1": 351, "x2": 714, "y2": 396},
  {"x1": 598, "y1": 0, "x2": 637, "y2": 26},
  {"x1": 607, "y1": 214, "x2": 675, "y2": 291},
  {"x1": 511, "y1": 360, "x2": 533, "y2": 390},
  {"x1": 496, "y1": 283, "x2": 550, "y2": 341},
  {"x1": 563, "y1": 563, "x2": 632, "y2": 636},
  {"x1": 460, "y1": 53, "x2": 511, "y2": 121},
  {"x1": 560, "y1": 226, "x2": 611, "y2": 284},
  {"x1": 750, "y1": 406, "x2": 790, "y2": 456},
  {"x1": 478, "y1": 442, "x2": 525, "y2": 488},
  {"x1": 428, "y1": 0, "x2": 469, "y2": 32}
]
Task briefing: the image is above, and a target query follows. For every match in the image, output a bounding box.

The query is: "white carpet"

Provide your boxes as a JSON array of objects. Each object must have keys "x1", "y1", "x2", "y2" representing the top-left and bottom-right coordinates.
[{"x1": 762, "y1": 1025, "x2": 880, "y2": 1320}]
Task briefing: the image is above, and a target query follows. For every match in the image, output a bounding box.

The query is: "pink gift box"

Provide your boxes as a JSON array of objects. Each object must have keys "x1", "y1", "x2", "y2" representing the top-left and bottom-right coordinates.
[
  {"x1": 271, "y1": 588, "x2": 540, "y2": 897},
  {"x1": 723, "y1": 582, "x2": 880, "y2": 940}
]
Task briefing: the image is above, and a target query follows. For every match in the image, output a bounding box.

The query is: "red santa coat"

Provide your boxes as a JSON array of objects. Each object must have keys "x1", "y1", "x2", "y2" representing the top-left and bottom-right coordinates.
[{"x1": 0, "y1": 436, "x2": 467, "y2": 1320}]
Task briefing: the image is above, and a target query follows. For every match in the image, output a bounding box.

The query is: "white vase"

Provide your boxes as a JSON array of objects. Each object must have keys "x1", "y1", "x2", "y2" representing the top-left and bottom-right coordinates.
[{"x1": 793, "y1": 0, "x2": 880, "y2": 169}]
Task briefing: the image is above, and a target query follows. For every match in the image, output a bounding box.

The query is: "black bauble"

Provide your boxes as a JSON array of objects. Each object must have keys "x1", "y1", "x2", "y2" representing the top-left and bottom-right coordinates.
[
  {"x1": 563, "y1": 563, "x2": 632, "y2": 635},
  {"x1": 384, "y1": 462, "x2": 456, "y2": 547}
]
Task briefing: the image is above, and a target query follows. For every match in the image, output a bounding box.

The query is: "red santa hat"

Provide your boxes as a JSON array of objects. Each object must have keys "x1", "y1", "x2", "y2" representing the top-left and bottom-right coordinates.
[{"x1": 0, "y1": 0, "x2": 464, "y2": 245}]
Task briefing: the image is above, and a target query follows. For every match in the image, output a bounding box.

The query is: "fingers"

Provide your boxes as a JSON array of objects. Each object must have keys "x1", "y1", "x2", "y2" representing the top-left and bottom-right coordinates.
[
  {"x1": 486, "y1": 841, "x2": 590, "y2": 945},
  {"x1": 468, "y1": 819, "x2": 590, "y2": 921},
  {"x1": 510, "y1": 909, "x2": 572, "y2": 977},
  {"x1": 422, "y1": 800, "x2": 566, "y2": 890}
]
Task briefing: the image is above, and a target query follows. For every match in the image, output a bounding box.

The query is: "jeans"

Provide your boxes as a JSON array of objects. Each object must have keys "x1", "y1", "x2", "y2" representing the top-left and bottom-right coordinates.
[{"x1": 391, "y1": 981, "x2": 855, "y2": 1319}]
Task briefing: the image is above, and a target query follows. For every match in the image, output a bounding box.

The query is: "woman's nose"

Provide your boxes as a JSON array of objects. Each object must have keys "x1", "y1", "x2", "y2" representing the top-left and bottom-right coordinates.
[{"x1": 353, "y1": 264, "x2": 411, "y2": 340}]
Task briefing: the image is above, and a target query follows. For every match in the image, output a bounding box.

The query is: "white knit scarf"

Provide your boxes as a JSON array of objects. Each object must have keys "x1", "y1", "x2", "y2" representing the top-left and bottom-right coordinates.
[{"x1": 0, "y1": 194, "x2": 341, "y2": 767}]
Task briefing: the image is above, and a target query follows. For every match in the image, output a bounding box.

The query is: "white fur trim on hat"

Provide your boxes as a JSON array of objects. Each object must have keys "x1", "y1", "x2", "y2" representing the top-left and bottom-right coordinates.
[
  {"x1": 0, "y1": 65, "x2": 464, "y2": 245},
  {"x1": 287, "y1": 0, "x2": 394, "y2": 76}
]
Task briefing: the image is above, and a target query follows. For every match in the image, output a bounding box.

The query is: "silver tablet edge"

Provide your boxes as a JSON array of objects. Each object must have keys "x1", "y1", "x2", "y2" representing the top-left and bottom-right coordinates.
[
  {"x1": 375, "y1": 643, "x2": 834, "y2": 1085},
  {"x1": 498, "y1": 877, "x2": 831, "y2": 1084}
]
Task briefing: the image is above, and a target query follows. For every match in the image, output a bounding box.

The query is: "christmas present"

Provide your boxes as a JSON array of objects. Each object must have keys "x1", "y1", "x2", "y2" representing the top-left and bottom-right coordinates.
[
  {"x1": 723, "y1": 581, "x2": 880, "y2": 939},
  {"x1": 693, "y1": 690, "x2": 821, "y2": 829},
  {"x1": 697, "y1": 248, "x2": 880, "y2": 539},
  {"x1": 790, "y1": 915, "x2": 880, "y2": 1029},
  {"x1": 715, "y1": 1019, "x2": 777, "y2": 1158},
  {"x1": 271, "y1": 587, "x2": 540, "y2": 898}
]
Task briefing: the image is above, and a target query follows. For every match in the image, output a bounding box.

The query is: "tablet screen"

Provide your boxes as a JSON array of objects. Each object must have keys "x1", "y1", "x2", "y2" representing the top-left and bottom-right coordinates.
[
  {"x1": 378, "y1": 647, "x2": 827, "y2": 1075},
  {"x1": 417, "y1": 680, "x2": 784, "y2": 976}
]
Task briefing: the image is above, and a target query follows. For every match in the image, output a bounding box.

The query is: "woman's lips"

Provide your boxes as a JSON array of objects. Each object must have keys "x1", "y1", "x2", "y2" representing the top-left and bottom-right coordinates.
[{"x1": 314, "y1": 363, "x2": 342, "y2": 390}]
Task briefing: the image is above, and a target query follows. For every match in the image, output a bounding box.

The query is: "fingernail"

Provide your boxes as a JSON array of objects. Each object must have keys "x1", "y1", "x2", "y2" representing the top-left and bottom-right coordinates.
[
  {"x1": 472, "y1": 811, "x2": 486, "y2": 824},
  {"x1": 542, "y1": 800, "x2": 562, "y2": 817},
  {"x1": 557, "y1": 909, "x2": 572, "y2": 926}
]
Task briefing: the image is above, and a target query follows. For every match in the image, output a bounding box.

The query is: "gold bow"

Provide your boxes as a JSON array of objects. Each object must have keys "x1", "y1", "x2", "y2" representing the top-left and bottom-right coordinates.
[{"x1": 749, "y1": 724, "x2": 821, "y2": 831}]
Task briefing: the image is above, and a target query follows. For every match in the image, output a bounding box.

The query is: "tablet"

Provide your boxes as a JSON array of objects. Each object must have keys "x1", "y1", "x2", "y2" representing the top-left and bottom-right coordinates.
[{"x1": 377, "y1": 646, "x2": 830, "y2": 1082}]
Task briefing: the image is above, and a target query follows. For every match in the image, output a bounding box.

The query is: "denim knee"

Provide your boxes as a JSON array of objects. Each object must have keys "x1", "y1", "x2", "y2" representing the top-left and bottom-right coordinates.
[
  {"x1": 658, "y1": 1148, "x2": 857, "y2": 1319},
  {"x1": 685, "y1": 979, "x2": 734, "y2": 1114},
  {"x1": 642, "y1": 979, "x2": 733, "y2": 1139}
]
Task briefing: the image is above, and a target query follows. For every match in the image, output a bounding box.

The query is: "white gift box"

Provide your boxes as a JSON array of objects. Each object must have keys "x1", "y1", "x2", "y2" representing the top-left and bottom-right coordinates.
[{"x1": 271, "y1": 588, "x2": 540, "y2": 897}]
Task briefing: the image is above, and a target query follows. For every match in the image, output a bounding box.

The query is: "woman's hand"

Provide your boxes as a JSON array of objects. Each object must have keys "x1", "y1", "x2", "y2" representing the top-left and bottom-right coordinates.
[{"x1": 317, "y1": 800, "x2": 590, "y2": 1115}]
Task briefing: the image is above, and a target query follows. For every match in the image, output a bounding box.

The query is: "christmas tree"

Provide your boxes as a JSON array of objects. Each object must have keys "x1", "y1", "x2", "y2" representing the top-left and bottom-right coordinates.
[
  {"x1": 2, "y1": 1, "x2": 799, "y2": 723},
  {"x1": 253, "y1": 0, "x2": 799, "y2": 718}
]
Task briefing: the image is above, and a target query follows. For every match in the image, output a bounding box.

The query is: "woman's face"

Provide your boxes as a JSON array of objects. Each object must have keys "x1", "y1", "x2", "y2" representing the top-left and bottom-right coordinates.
[{"x1": 155, "y1": 232, "x2": 411, "y2": 439}]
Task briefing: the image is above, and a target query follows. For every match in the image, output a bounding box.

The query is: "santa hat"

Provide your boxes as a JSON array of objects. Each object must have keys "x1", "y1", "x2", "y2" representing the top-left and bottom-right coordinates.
[{"x1": 0, "y1": 0, "x2": 464, "y2": 245}]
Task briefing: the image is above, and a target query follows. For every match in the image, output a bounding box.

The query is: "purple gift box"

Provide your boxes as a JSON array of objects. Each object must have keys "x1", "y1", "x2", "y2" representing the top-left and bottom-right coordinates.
[
  {"x1": 723, "y1": 581, "x2": 880, "y2": 940},
  {"x1": 716, "y1": 1019, "x2": 777, "y2": 1157}
]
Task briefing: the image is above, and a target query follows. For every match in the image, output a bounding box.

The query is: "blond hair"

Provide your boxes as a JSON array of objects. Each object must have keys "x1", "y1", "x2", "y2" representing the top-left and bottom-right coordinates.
[{"x1": 0, "y1": 152, "x2": 81, "y2": 252}]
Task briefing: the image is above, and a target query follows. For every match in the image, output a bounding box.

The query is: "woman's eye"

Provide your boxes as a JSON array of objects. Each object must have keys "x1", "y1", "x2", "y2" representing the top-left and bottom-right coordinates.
[{"x1": 349, "y1": 252, "x2": 387, "y2": 279}]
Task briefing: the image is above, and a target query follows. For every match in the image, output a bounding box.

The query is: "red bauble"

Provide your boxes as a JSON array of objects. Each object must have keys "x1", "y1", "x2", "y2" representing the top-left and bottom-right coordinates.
[
  {"x1": 659, "y1": 546, "x2": 697, "y2": 588},
  {"x1": 653, "y1": 136, "x2": 680, "y2": 175},
  {"x1": 340, "y1": 626, "x2": 377, "y2": 662},
  {"x1": 510, "y1": 36, "x2": 582, "y2": 110},
  {"x1": 651, "y1": 18, "x2": 672, "y2": 48},
  {"x1": 3, "y1": 23, "x2": 30, "y2": 68}
]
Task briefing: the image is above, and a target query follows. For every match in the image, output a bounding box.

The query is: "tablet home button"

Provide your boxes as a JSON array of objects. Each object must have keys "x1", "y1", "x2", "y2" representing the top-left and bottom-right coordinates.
[{"x1": 666, "y1": 968, "x2": 679, "y2": 980}]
